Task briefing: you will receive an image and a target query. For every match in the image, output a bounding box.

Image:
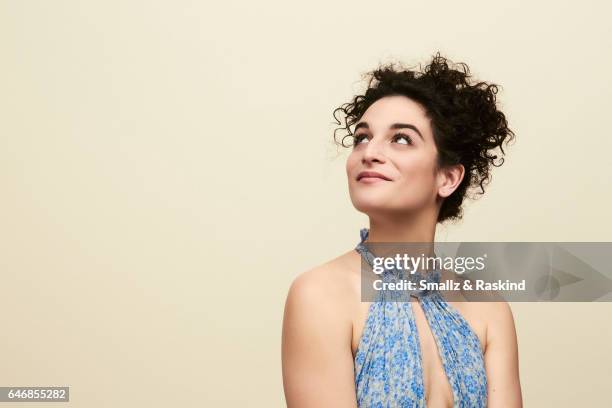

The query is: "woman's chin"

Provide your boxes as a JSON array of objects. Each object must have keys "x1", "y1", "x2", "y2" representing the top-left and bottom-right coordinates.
[{"x1": 351, "y1": 200, "x2": 394, "y2": 215}]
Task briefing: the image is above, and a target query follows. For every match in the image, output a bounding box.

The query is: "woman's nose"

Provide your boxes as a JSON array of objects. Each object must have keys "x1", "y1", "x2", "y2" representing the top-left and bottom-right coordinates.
[{"x1": 362, "y1": 139, "x2": 386, "y2": 164}]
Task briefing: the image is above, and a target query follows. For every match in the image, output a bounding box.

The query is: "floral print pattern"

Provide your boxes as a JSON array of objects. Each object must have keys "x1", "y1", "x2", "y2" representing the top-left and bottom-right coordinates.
[{"x1": 354, "y1": 228, "x2": 488, "y2": 407}]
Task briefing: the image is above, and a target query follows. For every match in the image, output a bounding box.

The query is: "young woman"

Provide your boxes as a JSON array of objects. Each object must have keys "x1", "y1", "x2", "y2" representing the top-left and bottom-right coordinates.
[{"x1": 282, "y1": 52, "x2": 522, "y2": 407}]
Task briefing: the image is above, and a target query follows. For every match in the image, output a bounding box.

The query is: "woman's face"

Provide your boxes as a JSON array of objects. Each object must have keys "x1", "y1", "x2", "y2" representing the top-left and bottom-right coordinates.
[{"x1": 346, "y1": 95, "x2": 451, "y2": 217}]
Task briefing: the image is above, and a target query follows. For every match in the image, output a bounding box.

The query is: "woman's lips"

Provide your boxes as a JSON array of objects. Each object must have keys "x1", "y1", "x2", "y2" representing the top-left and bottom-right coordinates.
[
  {"x1": 357, "y1": 171, "x2": 391, "y2": 183},
  {"x1": 358, "y1": 176, "x2": 389, "y2": 184}
]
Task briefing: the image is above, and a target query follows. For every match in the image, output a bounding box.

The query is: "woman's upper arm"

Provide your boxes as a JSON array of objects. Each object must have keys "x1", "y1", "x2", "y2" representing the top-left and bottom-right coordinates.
[
  {"x1": 281, "y1": 270, "x2": 358, "y2": 408},
  {"x1": 484, "y1": 301, "x2": 523, "y2": 408}
]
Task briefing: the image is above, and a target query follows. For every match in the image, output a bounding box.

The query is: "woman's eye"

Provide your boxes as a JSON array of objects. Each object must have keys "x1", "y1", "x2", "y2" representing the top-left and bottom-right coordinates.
[
  {"x1": 393, "y1": 133, "x2": 413, "y2": 145},
  {"x1": 353, "y1": 134, "x2": 369, "y2": 146},
  {"x1": 352, "y1": 133, "x2": 412, "y2": 147}
]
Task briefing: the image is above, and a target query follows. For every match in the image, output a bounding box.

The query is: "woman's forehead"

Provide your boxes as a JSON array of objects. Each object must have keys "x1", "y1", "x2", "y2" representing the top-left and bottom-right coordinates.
[{"x1": 360, "y1": 96, "x2": 429, "y2": 128}]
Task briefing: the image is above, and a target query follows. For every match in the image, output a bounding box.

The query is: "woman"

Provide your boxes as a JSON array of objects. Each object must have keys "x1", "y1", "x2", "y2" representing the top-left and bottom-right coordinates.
[{"x1": 282, "y1": 52, "x2": 522, "y2": 407}]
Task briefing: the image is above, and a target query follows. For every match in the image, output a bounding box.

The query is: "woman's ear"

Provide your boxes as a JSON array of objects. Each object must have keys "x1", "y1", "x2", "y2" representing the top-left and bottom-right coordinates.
[{"x1": 437, "y1": 164, "x2": 465, "y2": 198}]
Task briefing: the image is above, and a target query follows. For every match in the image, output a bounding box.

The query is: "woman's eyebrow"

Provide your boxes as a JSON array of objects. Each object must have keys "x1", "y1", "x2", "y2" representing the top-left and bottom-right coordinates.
[{"x1": 354, "y1": 121, "x2": 424, "y2": 141}]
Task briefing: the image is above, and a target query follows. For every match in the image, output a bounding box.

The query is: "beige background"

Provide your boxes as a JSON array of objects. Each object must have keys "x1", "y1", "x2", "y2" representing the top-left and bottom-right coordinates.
[{"x1": 1, "y1": 0, "x2": 611, "y2": 406}]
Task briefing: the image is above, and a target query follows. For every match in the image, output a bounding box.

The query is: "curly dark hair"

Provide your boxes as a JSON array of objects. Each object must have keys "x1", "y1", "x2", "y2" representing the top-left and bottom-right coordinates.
[{"x1": 332, "y1": 51, "x2": 516, "y2": 224}]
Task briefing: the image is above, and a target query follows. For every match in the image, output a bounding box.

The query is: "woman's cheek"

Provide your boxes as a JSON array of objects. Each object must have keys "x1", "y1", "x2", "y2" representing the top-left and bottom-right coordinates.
[{"x1": 395, "y1": 171, "x2": 434, "y2": 207}]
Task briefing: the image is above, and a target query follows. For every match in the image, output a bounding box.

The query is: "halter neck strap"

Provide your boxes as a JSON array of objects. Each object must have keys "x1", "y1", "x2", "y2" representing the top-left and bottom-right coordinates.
[{"x1": 355, "y1": 227, "x2": 442, "y2": 299}]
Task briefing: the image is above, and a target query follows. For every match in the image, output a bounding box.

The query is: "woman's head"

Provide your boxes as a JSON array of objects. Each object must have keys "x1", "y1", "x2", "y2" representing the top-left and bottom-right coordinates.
[{"x1": 334, "y1": 52, "x2": 515, "y2": 224}]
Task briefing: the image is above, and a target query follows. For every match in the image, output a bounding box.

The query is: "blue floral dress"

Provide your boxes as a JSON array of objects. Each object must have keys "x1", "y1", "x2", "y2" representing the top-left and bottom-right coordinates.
[{"x1": 354, "y1": 228, "x2": 488, "y2": 407}]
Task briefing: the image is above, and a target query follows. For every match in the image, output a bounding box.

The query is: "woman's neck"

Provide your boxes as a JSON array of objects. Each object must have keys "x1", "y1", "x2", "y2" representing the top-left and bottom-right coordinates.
[
  {"x1": 365, "y1": 215, "x2": 438, "y2": 269},
  {"x1": 367, "y1": 212, "x2": 437, "y2": 243}
]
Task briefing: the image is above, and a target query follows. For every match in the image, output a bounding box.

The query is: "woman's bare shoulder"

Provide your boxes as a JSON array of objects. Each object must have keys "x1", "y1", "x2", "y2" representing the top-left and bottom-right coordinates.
[
  {"x1": 282, "y1": 249, "x2": 362, "y2": 406},
  {"x1": 283, "y1": 249, "x2": 362, "y2": 334},
  {"x1": 460, "y1": 298, "x2": 517, "y2": 354},
  {"x1": 287, "y1": 249, "x2": 360, "y2": 304},
  {"x1": 281, "y1": 249, "x2": 360, "y2": 368},
  {"x1": 482, "y1": 300, "x2": 517, "y2": 341}
]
